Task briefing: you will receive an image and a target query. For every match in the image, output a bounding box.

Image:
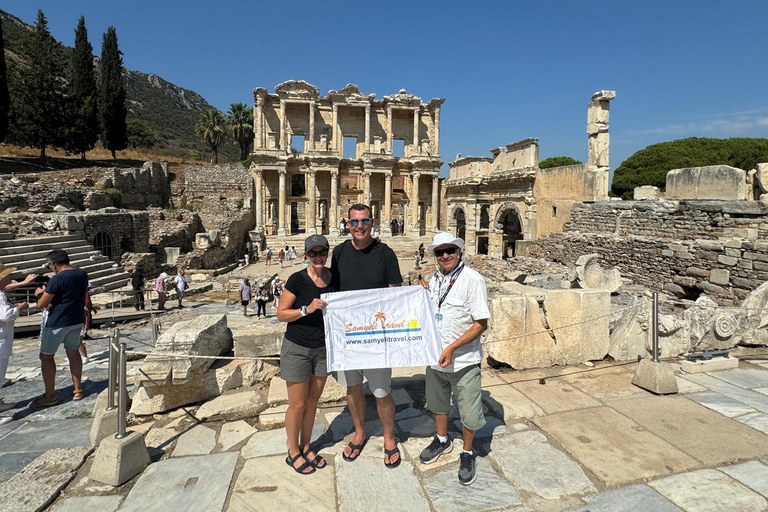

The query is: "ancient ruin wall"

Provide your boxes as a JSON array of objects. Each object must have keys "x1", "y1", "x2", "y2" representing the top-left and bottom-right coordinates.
[
  {"x1": 99, "y1": 161, "x2": 171, "y2": 209},
  {"x1": 183, "y1": 164, "x2": 254, "y2": 225},
  {"x1": 529, "y1": 200, "x2": 768, "y2": 305}
]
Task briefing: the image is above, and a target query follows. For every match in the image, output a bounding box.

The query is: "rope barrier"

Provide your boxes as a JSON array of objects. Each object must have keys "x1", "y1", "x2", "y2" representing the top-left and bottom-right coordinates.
[{"x1": 110, "y1": 342, "x2": 280, "y2": 362}]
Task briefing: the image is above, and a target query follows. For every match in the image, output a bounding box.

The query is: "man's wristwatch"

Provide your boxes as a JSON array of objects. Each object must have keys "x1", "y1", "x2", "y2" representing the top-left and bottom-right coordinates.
[{"x1": 300, "y1": 306, "x2": 308, "y2": 317}]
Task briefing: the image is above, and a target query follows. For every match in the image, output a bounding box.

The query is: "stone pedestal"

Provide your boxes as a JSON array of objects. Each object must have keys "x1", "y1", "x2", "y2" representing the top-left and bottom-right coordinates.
[
  {"x1": 90, "y1": 407, "x2": 119, "y2": 447},
  {"x1": 631, "y1": 359, "x2": 678, "y2": 395},
  {"x1": 90, "y1": 431, "x2": 150, "y2": 486}
]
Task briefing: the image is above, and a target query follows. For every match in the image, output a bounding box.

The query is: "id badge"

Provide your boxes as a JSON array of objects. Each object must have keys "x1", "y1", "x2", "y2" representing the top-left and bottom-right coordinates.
[{"x1": 435, "y1": 312, "x2": 443, "y2": 326}]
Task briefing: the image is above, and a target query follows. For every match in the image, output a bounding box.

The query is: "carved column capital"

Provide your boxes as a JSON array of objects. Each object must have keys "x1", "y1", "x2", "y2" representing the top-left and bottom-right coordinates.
[
  {"x1": 384, "y1": 171, "x2": 393, "y2": 180},
  {"x1": 330, "y1": 169, "x2": 339, "y2": 178}
]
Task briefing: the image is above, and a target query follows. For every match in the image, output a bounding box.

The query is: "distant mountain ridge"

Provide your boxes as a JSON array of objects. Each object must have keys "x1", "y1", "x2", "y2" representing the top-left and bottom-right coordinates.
[{"x1": 0, "y1": 9, "x2": 239, "y2": 160}]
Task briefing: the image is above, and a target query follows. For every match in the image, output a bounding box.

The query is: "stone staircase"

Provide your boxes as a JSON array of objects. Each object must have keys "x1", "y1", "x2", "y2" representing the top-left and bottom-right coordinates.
[{"x1": 265, "y1": 233, "x2": 434, "y2": 258}]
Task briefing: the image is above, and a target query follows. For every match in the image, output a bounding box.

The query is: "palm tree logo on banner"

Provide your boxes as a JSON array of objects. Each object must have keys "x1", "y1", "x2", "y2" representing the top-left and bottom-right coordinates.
[{"x1": 374, "y1": 312, "x2": 387, "y2": 330}]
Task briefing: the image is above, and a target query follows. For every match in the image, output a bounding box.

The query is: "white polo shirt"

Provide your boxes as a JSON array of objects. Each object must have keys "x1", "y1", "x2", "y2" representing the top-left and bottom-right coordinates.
[{"x1": 428, "y1": 262, "x2": 490, "y2": 373}]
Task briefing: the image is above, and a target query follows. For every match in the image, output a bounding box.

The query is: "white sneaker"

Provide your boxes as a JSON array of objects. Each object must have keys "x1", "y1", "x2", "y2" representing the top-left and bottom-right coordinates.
[{"x1": 81, "y1": 357, "x2": 90, "y2": 365}]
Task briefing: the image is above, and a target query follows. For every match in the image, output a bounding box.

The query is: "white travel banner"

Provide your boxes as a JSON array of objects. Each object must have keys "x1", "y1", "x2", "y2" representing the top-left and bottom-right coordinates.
[{"x1": 322, "y1": 286, "x2": 442, "y2": 371}]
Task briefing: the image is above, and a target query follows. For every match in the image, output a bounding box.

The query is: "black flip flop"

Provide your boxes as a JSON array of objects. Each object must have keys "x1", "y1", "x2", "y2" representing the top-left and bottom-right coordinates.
[
  {"x1": 285, "y1": 451, "x2": 316, "y2": 475},
  {"x1": 384, "y1": 446, "x2": 401, "y2": 469},
  {"x1": 303, "y1": 450, "x2": 327, "y2": 469},
  {"x1": 342, "y1": 438, "x2": 368, "y2": 462}
]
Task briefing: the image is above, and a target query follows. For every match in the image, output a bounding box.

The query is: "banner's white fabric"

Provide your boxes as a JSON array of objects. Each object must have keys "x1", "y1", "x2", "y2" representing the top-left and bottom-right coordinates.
[{"x1": 322, "y1": 286, "x2": 441, "y2": 371}]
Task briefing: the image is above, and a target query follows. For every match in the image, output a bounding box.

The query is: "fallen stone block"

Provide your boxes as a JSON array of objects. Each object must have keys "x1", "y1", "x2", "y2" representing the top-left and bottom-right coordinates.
[
  {"x1": 576, "y1": 253, "x2": 623, "y2": 293},
  {"x1": 232, "y1": 324, "x2": 285, "y2": 357},
  {"x1": 680, "y1": 357, "x2": 739, "y2": 374},
  {"x1": 195, "y1": 390, "x2": 267, "y2": 420}
]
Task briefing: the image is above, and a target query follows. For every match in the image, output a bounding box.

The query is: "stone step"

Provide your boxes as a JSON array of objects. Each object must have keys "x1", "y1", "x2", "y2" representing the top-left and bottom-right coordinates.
[
  {"x1": 0, "y1": 238, "x2": 90, "y2": 258},
  {"x1": 10, "y1": 253, "x2": 109, "y2": 279},
  {"x1": 0, "y1": 232, "x2": 13, "y2": 241},
  {"x1": 90, "y1": 272, "x2": 131, "y2": 290},
  {"x1": 0, "y1": 233, "x2": 84, "y2": 249},
  {"x1": 0, "y1": 243, "x2": 97, "y2": 265}
]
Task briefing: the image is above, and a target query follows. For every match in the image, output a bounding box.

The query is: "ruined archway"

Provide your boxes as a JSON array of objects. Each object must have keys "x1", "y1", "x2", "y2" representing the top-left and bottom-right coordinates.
[
  {"x1": 453, "y1": 206, "x2": 466, "y2": 241},
  {"x1": 494, "y1": 202, "x2": 523, "y2": 258},
  {"x1": 93, "y1": 230, "x2": 113, "y2": 260}
]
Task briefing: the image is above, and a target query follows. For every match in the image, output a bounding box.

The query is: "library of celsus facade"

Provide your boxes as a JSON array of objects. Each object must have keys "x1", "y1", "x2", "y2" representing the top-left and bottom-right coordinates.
[{"x1": 249, "y1": 80, "x2": 444, "y2": 240}]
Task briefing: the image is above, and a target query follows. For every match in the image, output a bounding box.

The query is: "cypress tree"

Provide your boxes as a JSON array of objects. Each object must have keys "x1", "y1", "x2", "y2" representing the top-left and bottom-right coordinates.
[
  {"x1": 65, "y1": 16, "x2": 98, "y2": 159},
  {"x1": 98, "y1": 26, "x2": 127, "y2": 160},
  {"x1": 0, "y1": 16, "x2": 10, "y2": 142},
  {"x1": 11, "y1": 10, "x2": 66, "y2": 157}
]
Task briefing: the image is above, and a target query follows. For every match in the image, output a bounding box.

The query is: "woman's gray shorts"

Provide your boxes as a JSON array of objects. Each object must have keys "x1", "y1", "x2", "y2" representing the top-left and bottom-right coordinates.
[{"x1": 280, "y1": 337, "x2": 329, "y2": 382}]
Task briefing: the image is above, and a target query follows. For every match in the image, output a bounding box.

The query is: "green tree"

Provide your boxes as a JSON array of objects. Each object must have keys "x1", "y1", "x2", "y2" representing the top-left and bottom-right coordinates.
[
  {"x1": 126, "y1": 117, "x2": 156, "y2": 149},
  {"x1": 0, "y1": 16, "x2": 10, "y2": 142},
  {"x1": 227, "y1": 102, "x2": 253, "y2": 161},
  {"x1": 611, "y1": 137, "x2": 768, "y2": 199},
  {"x1": 98, "y1": 26, "x2": 128, "y2": 160},
  {"x1": 539, "y1": 156, "x2": 582, "y2": 169},
  {"x1": 196, "y1": 109, "x2": 225, "y2": 164},
  {"x1": 65, "y1": 16, "x2": 98, "y2": 159},
  {"x1": 8, "y1": 10, "x2": 66, "y2": 157}
]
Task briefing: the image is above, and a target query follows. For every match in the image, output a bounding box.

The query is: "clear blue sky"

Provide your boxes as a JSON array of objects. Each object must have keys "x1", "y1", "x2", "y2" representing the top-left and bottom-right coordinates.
[{"x1": 5, "y1": 0, "x2": 768, "y2": 177}]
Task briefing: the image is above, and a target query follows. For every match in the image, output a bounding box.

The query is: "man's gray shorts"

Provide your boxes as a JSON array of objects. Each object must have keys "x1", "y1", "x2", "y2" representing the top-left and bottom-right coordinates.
[
  {"x1": 334, "y1": 368, "x2": 392, "y2": 398},
  {"x1": 280, "y1": 338, "x2": 329, "y2": 382},
  {"x1": 40, "y1": 324, "x2": 83, "y2": 355}
]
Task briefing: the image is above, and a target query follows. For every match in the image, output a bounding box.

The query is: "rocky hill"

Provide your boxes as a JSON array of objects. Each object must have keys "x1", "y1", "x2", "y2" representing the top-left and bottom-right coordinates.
[{"x1": 1, "y1": 9, "x2": 240, "y2": 161}]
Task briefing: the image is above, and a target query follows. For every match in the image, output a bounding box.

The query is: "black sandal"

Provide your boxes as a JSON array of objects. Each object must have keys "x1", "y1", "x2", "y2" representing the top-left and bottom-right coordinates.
[
  {"x1": 342, "y1": 438, "x2": 368, "y2": 462},
  {"x1": 285, "y1": 451, "x2": 316, "y2": 475},
  {"x1": 303, "y1": 449, "x2": 327, "y2": 469},
  {"x1": 384, "y1": 446, "x2": 401, "y2": 469}
]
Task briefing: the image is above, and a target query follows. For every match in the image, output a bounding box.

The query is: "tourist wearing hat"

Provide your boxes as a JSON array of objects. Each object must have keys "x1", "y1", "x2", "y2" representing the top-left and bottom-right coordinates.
[
  {"x1": 0, "y1": 264, "x2": 31, "y2": 413},
  {"x1": 276, "y1": 234, "x2": 335, "y2": 475},
  {"x1": 418, "y1": 232, "x2": 489, "y2": 486},
  {"x1": 155, "y1": 272, "x2": 168, "y2": 310}
]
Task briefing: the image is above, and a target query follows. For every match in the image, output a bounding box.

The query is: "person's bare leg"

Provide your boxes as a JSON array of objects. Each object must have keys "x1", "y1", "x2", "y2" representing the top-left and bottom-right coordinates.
[
  {"x1": 301, "y1": 376, "x2": 327, "y2": 464},
  {"x1": 344, "y1": 383, "x2": 367, "y2": 459},
  {"x1": 435, "y1": 413, "x2": 449, "y2": 437},
  {"x1": 65, "y1": 349, "x2": 82, "y2": 392},
  {"x1": 285, "y1": 380, "x2": 313, "y2": 473},
  {"x1": 376, "y1": 394, "x2": 399, "y2": 465},
  {"x1": 462, "y1": 424, "x2": 475, "y2": 452},
  {"x1": 39, "y1": 353, "x2": 57, "y2": 399}
]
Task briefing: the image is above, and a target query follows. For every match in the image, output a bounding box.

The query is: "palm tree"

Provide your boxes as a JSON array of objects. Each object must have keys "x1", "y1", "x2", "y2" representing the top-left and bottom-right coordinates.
[
  {"x1": 196, "y1": 109, "x2": 225, "y2": 164},
  {"x1": 374, "y1": 312, "x2": 386, "y2": 330},
  {"x1": 227, "y1": 102, "x2": 253, "y2": 161}
]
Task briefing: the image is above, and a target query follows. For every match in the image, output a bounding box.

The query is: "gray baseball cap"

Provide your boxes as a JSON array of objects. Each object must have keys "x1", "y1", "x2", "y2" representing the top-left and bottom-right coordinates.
[{"x1": 304, "y1": 234, "x2": 329, "y2": 252}]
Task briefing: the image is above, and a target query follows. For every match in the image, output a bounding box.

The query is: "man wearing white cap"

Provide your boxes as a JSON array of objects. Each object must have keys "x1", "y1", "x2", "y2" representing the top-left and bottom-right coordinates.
[{"x1": 419, "y1": 232, "x2": 489, "y2": 485}]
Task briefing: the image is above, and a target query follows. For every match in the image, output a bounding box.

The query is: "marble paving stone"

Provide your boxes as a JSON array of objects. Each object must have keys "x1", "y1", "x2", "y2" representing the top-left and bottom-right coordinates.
[
  {"x1": 649, "y1": 469, "x2": 768, "y2": 512},
  {"x1": 687, "y1": 391, "x2": 757, "y2": 418},
  {"x1": 49, "y1": 495, "x2": 123, "y2": 512},
  {"x1": 612, "y1": 396, "x2": 768, "y2": 465},
  {"x1": 218, "y1": 420, "x2": 256, "y2": 451},
  {"x1": 679, "y1": 373, "x2": 768, "y2": 413},
  {"x1": 144, "y1": 427, "x2": 179, "y2": 450},
  {"x1": 325, "y1": 410, "x2": 354, "y2": 441},
  {"x1": 172, "y1": 425, "x2": 217, "y2": 457},
  {"x1": 511, "y1": 380, "x2": 601, "y2": 415},
  {"x1": 565, "y1": 484, "x2": 683, "y2": 512},
  {"x1": 0, "y1": 418, "x2": 92, "y2": 453},
  {"x1": 490, "y1": 430, "x2": 596, "y2": 500},
  {"x1": 719, "y1": 461, "x2": 768, "y2": 498},
  {"x1": 481, "y1": 369, "x2": 544, "y2": 422},
  {"x1": 258, "y1": 404, "x2": 288, "y2": 427},
  {"x1": 195, "y1": 390, "x2": 265, "y2": 420},
  {"x1": 392, "y1": 388, "x2": 414, "y2": 408},
  {"x1": 121, "y1": 452, "x2": 238, "y2": 512},
  {"x1": 453, "y1": 415, "x2": 506, "y2": 438},
  {"x1": 227, "y1": 454, "x2": 336, "y2": 512},
  {"x1": 755, "y1": 387, "x2": 768, "y2": 396},
  {"x1": 534, "y1": 407, "x2": 697, "y2": 486},
  {"x1": 0, "y1": 451, "x2": 43, "y2": 483},
  {"x1": 564, "y1": 368, "x2": 651, "y2": 402},
  {"x1": 676, "y1": 376, "x2": 707, "y2": 394},
  {"x1": 241, "y1": 423, "x2": 324, "y2": 459},
  {"x1": 401, "y1": 436, "x2": 463, "y2": 475},
  {"x1": 424, "y1": 457, "x2": 522, "y2": 511},
  {"x1": 335, "y1": 452, "x2": 431, "y2": 512},
  {"x1": 397, "y1": 408, "x2": 436, "y2": 437},
  {"x1": 710, "y1": 368, "x2": 768, "y2": 390},
  {"x1": 735, "y1": 412, "x2": 768, "y2": 435}
]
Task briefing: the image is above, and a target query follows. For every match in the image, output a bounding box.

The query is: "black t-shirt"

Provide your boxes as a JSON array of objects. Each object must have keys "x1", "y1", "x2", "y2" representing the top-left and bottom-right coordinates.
[
  {"x1": 46, "y1": 268, "x2": 89, "y2": 328},
  {"x1": 284, "y1": 269, "x2": 336, "y2": 349},
  {"x1": 330, "y1": 239, "x2": 402, "y2": 291}
]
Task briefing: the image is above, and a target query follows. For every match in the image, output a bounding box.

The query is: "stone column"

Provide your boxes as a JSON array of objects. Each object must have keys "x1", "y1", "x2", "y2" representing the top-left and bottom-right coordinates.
[
  {"x1": 412, "y1": 108, "x2": 419, "y2": 152},
  {"x1": 365, "y1": 105, "x2": 371, "y2": 153},
  {"x1": 308, "y1": 101, "x2": 315, "y2": 151},
  {"x1": 329, "y1": 169, "x2": 339, "y2": 236},
  {"x1": 587, "y1": 90, "x2": 616, "y2": 201},
  {"x1": 306, "y1": 170, "x2": 317, "y2": 235},
  {"x1": 383, "y1": 172, "x2": 392, "y2": 236},
  {"x1": 255, "y1": 169, "x2": 264, "y2": 232},
  {"x1": 277, "y1": 170, "x2": 287, "y2": 237},
  {"x1": 386, "y1": 107, "x2": 393, "y2": 154},
  {"x1": 363, "y1": 171, "x2": 371, "y2": 205},
  {"x1": 279, "y1": 100, "x2": 286, "y2": 150},
  {"x1": 430, "y1": 174, "x2": 439, "y2": 232},
  {"x1": 433, "y1": 107, "x2": 440, "y2": 155},
  {"x1": 332, "y1": 104, "x2": 339, "y2": 153},
  {"x1": 411, "y1": 172, "x2": 421, "y2": 235}
]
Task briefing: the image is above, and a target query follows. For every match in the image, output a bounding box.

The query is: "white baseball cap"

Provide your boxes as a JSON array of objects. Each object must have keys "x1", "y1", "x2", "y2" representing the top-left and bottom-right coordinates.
[{"x1": 427, "y1": 232, "x2": 465, "y2": 254}]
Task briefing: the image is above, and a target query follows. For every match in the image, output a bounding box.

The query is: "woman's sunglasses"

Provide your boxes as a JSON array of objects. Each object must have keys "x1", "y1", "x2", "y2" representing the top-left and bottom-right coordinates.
[
  {"x1": 434, "y1": 247, "x2": 458, "y2": 257},
  {"x1": 307, "y1": 249, "x2": 329, "y2": 257},
  {"x1": 349, "y1": 218, "x2": 372, "y2": 227}
]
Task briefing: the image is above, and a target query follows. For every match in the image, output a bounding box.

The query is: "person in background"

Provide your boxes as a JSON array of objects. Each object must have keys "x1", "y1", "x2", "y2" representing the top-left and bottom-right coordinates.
[
  {"x1": 256, "y1": 285, "x2": 268, "y2": 318},
  {"x1": 390, "y1": 217, "x2": 399, "y2": 236},
  {"x1": 266, "y1": 247, "x2": 273, "y2": 266},
  {"x1": 245, "y1": 236, "x2": 253, "y2": 266},
  {"x1": 398, "y1": 217, "x2": 404, "y2": 236},
  {"x1": 419, "y1": 243, "x2": 425, "y2": 262},
  {"x1": 155, "y1": 272, "x2": 168, "y2": 310},
  {"x1": 290, "y1": 246, "x2": 297, "y2": 265},
  {"x1": 131, "y1": 267, "x2": 145, "y2": 311},
  {"x1": 278, "y1": 248, "x2": 286, "y2": 268},
  {"x1": 253, "y1": 245, "x2": 260, "y2": 264},
  {"x1": 277, "y1": 234, "x2": 334, "y2": 475},
  {"x1": 174, "y1": 269, "x2": 187, "y2": 308},
  {"x1": 414, "y1": 251, "x2": 421, "y2": 270},
  {"x1": 239, "y1": 278, "x2": 251, "y2": 317},
  {"x1": 0, "y1": 265, "x2": 31, "y2": 414},
  {"x1": 79, "y1": 283, "x2": 98, "y2": 364}
]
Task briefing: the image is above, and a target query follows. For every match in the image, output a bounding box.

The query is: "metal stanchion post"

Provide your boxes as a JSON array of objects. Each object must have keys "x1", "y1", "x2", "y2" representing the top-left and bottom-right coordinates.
[
  {"x1": 106, "y1": 335, "x2": 116, "y2": 410},
  {"x1": 119, "y1": 290, "x2": 123, "y2": 309},
  {"x1": 652, "y1": 292, "x2": 660, "y2": 363},
  {"x1": 116, "y1": 341, "x2": 128, "y2": 439}
]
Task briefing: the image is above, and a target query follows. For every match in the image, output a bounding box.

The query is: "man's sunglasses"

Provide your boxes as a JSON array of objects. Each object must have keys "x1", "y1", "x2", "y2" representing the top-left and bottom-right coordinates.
[
  {"x1": 307, "y1": 249, "x2": 329, "y2": 257},
  {"x1": 434, "y1": 247, "x2": 458, "y2": 257},
  {"x1": 349, "y1": 218, "x2": 371, "y2": 227}
]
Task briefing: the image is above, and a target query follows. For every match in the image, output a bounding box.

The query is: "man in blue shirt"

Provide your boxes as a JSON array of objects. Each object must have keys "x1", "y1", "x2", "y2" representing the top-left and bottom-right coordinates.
[{"x1": 30, "y1": 250, "x2": 89, "y2": 407}]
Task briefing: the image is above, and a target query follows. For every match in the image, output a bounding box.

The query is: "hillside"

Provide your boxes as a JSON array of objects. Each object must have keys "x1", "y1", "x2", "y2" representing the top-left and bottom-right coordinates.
[{"x1": 0, "y1": 9, "x2": 240, "y2": 161}]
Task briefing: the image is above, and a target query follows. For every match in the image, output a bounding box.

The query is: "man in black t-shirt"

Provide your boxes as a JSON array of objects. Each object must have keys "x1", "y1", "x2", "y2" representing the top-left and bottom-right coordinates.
[{"x1": 331, "y1": 203, "x2": 403, "y2": 468}]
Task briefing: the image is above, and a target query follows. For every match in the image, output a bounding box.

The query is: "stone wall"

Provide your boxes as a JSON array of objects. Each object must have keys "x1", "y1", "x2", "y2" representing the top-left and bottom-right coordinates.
[
  {"x1": 184, "y1": 164, "x2": 254, "y2": 225},
  {"x1": 148, "y1": 208, "x2": 202, "y2": 254},
  {"x1": 528, "y1": 200, "x2": 768, "y2": 305},
  {"x1": 81, "y1": 210, "x2": 150, "y2": 259},
  {"x1": 98, "y1": 161, "x2": 170, "y2": 209}
]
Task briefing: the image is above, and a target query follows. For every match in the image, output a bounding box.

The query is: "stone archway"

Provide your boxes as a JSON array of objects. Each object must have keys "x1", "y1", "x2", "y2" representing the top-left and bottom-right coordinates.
[
  {"x1": 494, "y1": 202, "x2": 523, "y2": 258},
  {"x1": 452, "y1": 205, "x2": 466, "y2": 241},
  {"x1": 93, "y1": 230, "x2": 113, "y2": 260}
]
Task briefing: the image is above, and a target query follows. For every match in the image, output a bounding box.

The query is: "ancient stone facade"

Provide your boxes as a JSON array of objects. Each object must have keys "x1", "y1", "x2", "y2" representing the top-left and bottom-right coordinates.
[
  {"x1": 80, "y1": 210, "x2": 150, "y2": 261},
  {"x1": 250, "y1": 81, "x2": 444, "y2": 239},
  {"x1": 444, "y1": 91, "x2": 616, "y2": 258},
  {"x1": 98, "y1": 161, "x2": 171, "y2": 209}
]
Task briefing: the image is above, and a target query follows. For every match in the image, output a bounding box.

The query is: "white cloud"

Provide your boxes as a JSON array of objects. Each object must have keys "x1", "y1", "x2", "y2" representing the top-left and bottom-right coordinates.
[{"x1": 631, "y1": 108, "x2": 768, "y2": 137}]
